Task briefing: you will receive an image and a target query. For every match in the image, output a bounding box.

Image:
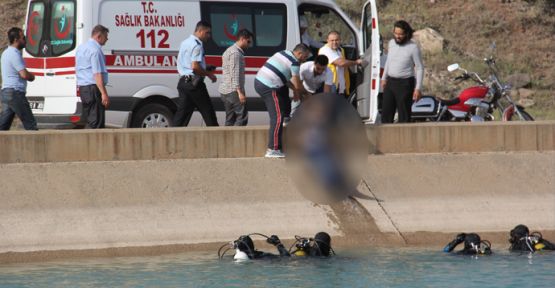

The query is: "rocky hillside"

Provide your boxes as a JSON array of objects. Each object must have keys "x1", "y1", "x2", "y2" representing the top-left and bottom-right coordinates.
[
  {"x1": 339, "y1": 0, "x2": 555, "y2": 119},
  {"x1": 0, "y1": 0, "x2": 26, "y2": 45},
  {"x1": 1, "y1": 0, "x2": 553, "y2": 119}
]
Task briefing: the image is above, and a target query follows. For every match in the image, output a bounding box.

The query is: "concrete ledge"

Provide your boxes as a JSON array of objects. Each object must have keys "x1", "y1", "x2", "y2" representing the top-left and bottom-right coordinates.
[
  {"x1": 1, "y1": 121, "x2": 554, "y2": 164},
  {"x1": 0, "y1": 126, "x2": 269, "y2": 163},
  {"x1": 367, "y1": 120, "x2": 555, "y2": 154}
]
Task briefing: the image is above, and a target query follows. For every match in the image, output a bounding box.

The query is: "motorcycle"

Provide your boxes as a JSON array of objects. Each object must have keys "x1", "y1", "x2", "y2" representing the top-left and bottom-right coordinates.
[{"x1": 411, "y1": 56, "x2": 534, "y2": 122}]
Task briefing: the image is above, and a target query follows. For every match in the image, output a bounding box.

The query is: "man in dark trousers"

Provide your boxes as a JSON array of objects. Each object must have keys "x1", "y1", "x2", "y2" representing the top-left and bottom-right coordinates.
[
  {"x1": 174, "y1": 21, "x2": 218, "y2": 127},
  {"x1": 255, "y1": 44, "x2": 310, "y2": 158},
  {"x1": 218, "y1": 29, "x2": 253, "y2": 126},
  {"x1": 380, "y1": 20, "x2": 424, "y2": 123},
  {"x1": 0, "y1": 27, "x2": 38, "y2": 130},
  {"x1": 75, "y1": 25, "x2": 110, "y2": 129}
]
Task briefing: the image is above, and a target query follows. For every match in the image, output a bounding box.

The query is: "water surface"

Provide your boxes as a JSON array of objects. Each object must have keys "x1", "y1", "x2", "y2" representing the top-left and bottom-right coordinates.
[{"x1": 1, "y1": 248, "x2": 553, "y2": 287}]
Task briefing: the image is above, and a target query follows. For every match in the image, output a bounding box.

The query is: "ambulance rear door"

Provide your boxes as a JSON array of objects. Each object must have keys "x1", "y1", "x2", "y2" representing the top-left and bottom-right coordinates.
[
  {"x1": 357, "y1": 0, "x2": 381, "y2": 123},
  {"x1": 24, "y1": 0, "x2": 78, "y2": 118}
]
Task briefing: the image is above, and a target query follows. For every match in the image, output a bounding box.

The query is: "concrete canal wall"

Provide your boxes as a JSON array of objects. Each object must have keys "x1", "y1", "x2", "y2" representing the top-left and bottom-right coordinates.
[{"x1": 0, "y1": 121, "x2": 554, "y2": 262}]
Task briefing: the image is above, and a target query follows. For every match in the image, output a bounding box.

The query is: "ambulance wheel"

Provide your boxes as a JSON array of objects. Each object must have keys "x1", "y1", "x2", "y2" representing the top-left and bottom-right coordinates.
[{"x1": 132, "y1": 103, "x2": 173, "y2": 128}]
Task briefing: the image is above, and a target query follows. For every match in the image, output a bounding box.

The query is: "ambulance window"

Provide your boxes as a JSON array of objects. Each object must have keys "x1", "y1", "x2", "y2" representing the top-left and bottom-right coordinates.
[
  {"x1": 49, "y1": 0, "x2": 76, "y2": 56},
  {"x1": 206, "y1": 6, "x2": 253, "y2": 48},
  {"x1": 201, "y1": 2, "x2": 286, "y2": 57},
  {"x1": 253, "y1": 8, "x2": 285, "y2": 47},
  {"x1": 363, "y1": 3, "x2": 373, "y2": 50},
  {"x1": 304, "y1": 11, "x2": 355, "y2": 47},
  {"x1": 25, "y1": 1, "x2": 46, "y2": 56},
  {"x1": 299, "y1": 4, "x2": 358, "y2": 58}
]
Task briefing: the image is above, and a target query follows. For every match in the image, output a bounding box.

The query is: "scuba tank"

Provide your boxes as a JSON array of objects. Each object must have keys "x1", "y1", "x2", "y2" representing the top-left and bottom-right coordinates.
[
  {"x1": 292, "y1": 237, "x2": 310, "y2": 256},
  {"x1": 289, "y1": 233, "x2": 334, "y2": 257},
  {"x1": 522, "y1": 232, "x2": 546, "y2": 252}
]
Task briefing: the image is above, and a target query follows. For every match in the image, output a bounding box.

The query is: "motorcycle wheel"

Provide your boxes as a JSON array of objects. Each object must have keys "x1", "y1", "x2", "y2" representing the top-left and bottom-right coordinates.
[{"x1": 506, "y1": 110, "x2": 534, "y2": 121}]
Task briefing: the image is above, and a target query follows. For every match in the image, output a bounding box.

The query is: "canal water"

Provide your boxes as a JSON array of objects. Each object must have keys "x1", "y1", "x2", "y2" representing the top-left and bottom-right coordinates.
[{"x1": 1, "y1": 247, "x2": 553, "y2": 287}]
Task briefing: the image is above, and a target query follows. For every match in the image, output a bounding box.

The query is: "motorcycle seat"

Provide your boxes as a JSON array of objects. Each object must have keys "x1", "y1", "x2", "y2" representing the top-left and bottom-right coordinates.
[{"x1": 438, "y1": 98, "x2": 460, "y2": 106}]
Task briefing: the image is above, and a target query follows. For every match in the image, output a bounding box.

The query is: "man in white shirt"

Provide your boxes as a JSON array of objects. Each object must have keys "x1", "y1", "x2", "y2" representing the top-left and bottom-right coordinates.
[
  {"x1": 300, "y1": 55, "x2": 333, "y2": 95},
  {"x1": 318, "y1": 31, "x2": 363, "y2": 98},
  {"x1": 291, "y1": 55, "x2": 333, "y2": 116}
]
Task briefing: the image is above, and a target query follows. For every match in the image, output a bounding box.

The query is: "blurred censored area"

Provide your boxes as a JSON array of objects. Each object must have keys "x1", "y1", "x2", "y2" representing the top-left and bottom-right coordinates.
[{"x1": 286, "y1": 93, "x2": 369, "y2": 204}]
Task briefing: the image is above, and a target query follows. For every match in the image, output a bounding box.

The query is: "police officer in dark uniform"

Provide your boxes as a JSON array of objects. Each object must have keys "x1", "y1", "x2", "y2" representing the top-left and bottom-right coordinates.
[
  {"x1": 75, "y1": 25, "x2": 110, "y2": 128},
  {"x1": 174, "y1": 21, "x2": 218, "y2": 127}
]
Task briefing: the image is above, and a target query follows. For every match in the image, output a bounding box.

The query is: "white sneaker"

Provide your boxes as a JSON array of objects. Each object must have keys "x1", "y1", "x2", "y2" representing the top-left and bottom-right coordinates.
[
  {"x1": 265, "y1": 149, "x2": 285, "y2": 158},
  {"x1": 282, "y1": 117, "x2": 291, "y2": 127}
]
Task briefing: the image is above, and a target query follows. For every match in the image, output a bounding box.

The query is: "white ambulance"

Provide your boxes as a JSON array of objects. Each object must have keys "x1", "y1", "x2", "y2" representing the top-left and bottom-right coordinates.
[{"x1": 23, "y1": 0, "x2": 381, "y2": 128}]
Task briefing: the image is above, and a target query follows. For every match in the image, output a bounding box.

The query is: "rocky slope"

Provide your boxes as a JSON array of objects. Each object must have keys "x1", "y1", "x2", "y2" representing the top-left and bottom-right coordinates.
[{"x1": 0, "y1": 0, "x2": 26, "y2": 45}]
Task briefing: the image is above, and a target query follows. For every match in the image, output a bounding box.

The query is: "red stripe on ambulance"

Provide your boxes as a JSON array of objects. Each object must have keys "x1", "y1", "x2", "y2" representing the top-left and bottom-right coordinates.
[{"x1": 25, "y1": 55, "x2": 268, "y2": 71}]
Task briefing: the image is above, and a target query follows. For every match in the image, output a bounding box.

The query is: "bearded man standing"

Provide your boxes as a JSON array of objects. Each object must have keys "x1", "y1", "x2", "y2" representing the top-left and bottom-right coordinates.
[{"x1": 380, "y1": 20, "x2": 424, "y2": 123}]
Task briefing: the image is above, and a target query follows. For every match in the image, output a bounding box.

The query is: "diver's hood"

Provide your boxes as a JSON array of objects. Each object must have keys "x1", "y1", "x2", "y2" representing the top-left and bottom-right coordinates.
[
  {"x1": 236, "y1": 235, "x2": 254, "y2": 254},
  {"x1": 510, "y1": 224, "x2": 530, "y2": 240},
  {"x1": 464, "y1": 233, "x2": 481, "y2": 249},
  {"x1": 313, "y1": 232, "x2": 332, "y2": 256}
]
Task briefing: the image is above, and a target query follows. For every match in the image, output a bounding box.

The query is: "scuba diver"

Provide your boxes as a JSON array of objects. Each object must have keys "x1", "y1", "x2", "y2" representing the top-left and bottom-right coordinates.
[
  {"x1": 218, "y1": 233, "x2": 290, "y2": 260},
  {"x1": 443, "y1": 233, "x2": 492, "y2": 255},
  {"x1": 289, "y1": 232, "x2": 335, "y2": 257},
  {"x1": 509, "y1": 224, "x2": 555, "y2": 252}
]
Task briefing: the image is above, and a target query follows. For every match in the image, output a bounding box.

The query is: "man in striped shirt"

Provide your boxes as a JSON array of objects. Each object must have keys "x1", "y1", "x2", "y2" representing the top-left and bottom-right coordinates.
[
  {"x1": 255, "y1": 44, "x2": 310, "y2": 158},
  {"x1": 218, "y1": 29, "x2": 253, "y2": 126}
]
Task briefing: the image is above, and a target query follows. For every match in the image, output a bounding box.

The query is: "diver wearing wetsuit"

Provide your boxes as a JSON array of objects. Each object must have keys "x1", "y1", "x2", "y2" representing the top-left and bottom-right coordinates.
[
  {"x1": 234, "y1": 235, "x2": 290, "y2": 260},
  {"x1": 443, "y1": 233, "x2": 492, "y2": 255},
  {"x1": 290, "y1": 232, "x2": 334, "y2": 257},
  {"x1": 509, "y1": 224, "x2": 555, "y2": 252}
]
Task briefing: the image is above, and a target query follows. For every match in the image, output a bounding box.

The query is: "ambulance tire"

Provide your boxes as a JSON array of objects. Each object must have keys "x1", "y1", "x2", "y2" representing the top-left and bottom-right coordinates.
[{"x1": 131, "y1": 103, "x2": 173, "y2": 128}]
